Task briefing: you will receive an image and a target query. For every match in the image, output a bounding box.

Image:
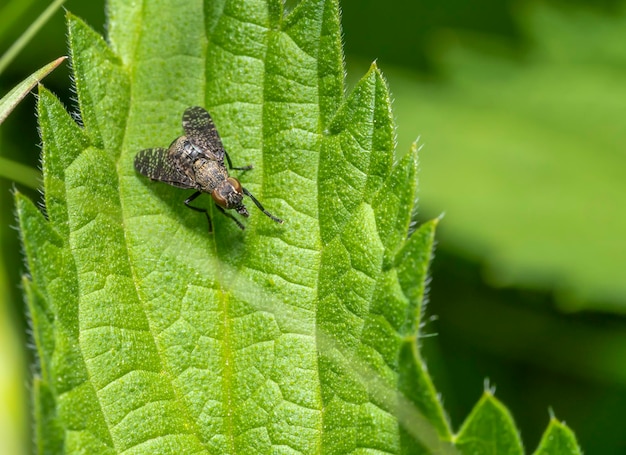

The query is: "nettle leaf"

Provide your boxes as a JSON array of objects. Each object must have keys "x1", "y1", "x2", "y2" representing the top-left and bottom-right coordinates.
[
  {"x1": 16, "y1": 0, "x2": 582, "y2": 453},
  {"x1": 533, "y1": 418, "x2": 582, "y2": 455},
  {"x1": 455, "y1": 392, "x2": 524, "y2": 455}
]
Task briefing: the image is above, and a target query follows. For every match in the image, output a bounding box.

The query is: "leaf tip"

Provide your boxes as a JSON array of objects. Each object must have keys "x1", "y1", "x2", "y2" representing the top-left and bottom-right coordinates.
[
  {"x1": 365, "y1": 60, "x2": 388, "y2": 85},
  {"x1": 64, "y1": 9, "x2": 76, "y2": 22},
  {"x1": 14, "y1": 189, "x2": 28, "y2": 208},
  {"x1": 65, "y1": 11, "x2": 94, "y2": 41},
  {"x1": 37, "y1": 83, "x2": 54, "y2": 104}
]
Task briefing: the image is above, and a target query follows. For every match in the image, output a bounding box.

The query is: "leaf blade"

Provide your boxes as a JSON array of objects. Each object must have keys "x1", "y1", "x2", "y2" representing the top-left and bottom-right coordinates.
[
  {"x1": 533, "y1": 418, "x2": 582, "y2": 455},
  {"x1": 455, "y1": 392, "x2": 524, "y2": 455},
  {"x1": 17, "y1": 0, "x2": 582, "y2": 453}
]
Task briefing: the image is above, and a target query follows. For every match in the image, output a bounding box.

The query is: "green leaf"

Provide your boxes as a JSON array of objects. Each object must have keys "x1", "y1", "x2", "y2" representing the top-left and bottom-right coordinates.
[
  {"x1": 533, "y1": 417, "x2": 582, "y2": 455},
  {"x1": 16, "y1": 0, "x2": 581, "y2": 453},
  {"x1": 455, "y1": 391, "x2": 524, "y2": 455},
  {"x1": 381, "y1": 5, "x2": 626, "y2": 311}
]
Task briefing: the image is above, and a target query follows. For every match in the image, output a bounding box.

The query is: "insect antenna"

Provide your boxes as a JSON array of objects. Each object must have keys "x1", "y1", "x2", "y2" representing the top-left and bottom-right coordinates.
[{"x1": 242, "y1": 187, "x2": 284, "y2": 224}]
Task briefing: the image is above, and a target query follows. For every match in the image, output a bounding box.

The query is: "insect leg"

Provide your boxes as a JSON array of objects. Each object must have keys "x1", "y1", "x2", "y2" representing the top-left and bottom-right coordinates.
[
  {"x1": 242, "y1": 187, "x2": 284, "y2": 224},
  {"x1": 215, "y1": 204, "x2": 245, "y2": 230},
  {"x1": 184, "y1": 191, "x2": 213, "y2": 232},
  {"x1": 224, "y1": 151, "x2": 253, "y2": 171}
]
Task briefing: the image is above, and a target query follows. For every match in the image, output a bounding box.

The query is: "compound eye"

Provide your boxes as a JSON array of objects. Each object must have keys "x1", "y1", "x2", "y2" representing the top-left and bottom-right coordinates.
[
  {"x1": 212, "y1": 191, "x2": 228, "y2": 208},
  {"x1": 228, "y1": 177, "x2": 242, "y2": 193}
]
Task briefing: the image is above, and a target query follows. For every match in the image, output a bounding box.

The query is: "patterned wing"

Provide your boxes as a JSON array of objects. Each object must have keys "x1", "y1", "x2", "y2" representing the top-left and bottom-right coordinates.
[
  {"x1": 182, "y1": 106, "x2": 225, "y2": 162},
  {"x1": 134, "y1": 147, "x2": 196, "y2": 189}
]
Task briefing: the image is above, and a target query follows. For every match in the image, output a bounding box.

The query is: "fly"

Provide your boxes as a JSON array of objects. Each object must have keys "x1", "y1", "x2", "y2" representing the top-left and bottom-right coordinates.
[{"x1": 134, "y1": 106, "x2": 284, "y2": 231}]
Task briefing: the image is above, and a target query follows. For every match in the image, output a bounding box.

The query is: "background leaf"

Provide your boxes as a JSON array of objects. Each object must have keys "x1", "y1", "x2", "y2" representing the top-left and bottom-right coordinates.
[
  {"x1": 0, "y1": 0, "x2": 66, "y2": 75},
  {"x1": 379, "y1": 5, "x2": 626, "y2": 311},
  {"x1": 0, "y1": 250, "x2": 27, "y2": 455}
]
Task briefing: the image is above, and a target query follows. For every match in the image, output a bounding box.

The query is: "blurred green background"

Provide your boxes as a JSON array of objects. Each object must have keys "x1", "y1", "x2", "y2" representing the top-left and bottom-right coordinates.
[{"x1": 1, "y1": 0, "x2": 625, "y2": 453}]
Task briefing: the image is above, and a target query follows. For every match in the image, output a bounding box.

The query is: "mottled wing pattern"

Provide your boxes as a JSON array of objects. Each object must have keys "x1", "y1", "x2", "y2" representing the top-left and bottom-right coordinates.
[
  {"x1": 182, "y1": 106, "x2": 225, "y2": 162},
  {"x1": 134, "y1": 147, "x2": 196, "y2": 189}
]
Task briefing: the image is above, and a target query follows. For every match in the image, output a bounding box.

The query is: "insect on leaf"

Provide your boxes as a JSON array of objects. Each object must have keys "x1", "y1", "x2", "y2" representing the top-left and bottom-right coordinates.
[{"x1": 135, "y1": 106, "x2": 282, "y2": 230}]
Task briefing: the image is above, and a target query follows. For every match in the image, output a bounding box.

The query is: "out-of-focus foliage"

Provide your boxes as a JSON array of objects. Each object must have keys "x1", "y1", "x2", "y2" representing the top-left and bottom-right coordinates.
[
  {"x1": 383, "y1": 5, "x2": 626, "y2": 311},
  {"x1": 0, "y1": 195, "x2": 26, "y2": 455},
  {"x1": 341, "y1": 0, "x2": 626, "y2": 72},
  {"x1": 0, "y1": 0, "x2": 66, "y2": 75}
]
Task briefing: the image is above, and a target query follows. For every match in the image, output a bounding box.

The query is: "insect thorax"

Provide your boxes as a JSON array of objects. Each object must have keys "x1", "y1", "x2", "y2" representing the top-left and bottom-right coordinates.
[
  {"x1": 168, "y1": 136, "x2": 205, "y2": 167},
  {"x1": 168, "y1": 136, "x2": 228, "y2": 193},
  {"x1": 193, "y1": 159, "x2": 228, "y2": 193}
]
